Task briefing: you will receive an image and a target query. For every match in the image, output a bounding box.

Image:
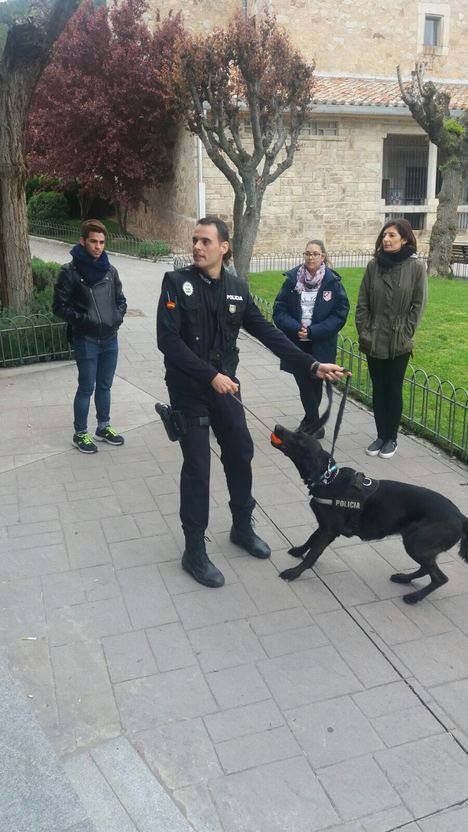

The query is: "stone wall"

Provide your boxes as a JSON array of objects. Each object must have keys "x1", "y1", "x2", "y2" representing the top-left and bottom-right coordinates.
[
  {"x1": 147, "y1": 0, "x2": 242, "y2": 33},
  {"x1": 205, "y1": 115, "x2": 433, "y2": 252},
  {"x1": 250, "y1": 0, "x2": 467, "y2": 80},
  {"x1": 150, "y1": 0, "x2": 468, "y2": 79},
  {"x1": 130, "y1": 129, "x2": 198, "y2": 250}
]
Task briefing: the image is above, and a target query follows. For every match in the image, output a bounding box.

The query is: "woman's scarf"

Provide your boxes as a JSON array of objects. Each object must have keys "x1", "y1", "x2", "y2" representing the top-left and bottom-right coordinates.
[
  {"x1": 295, "y1": 262, "x2": 326, "y2": 293},
  {"x1": 376, "y1": 243, "x2": 416, "y2": 270}
]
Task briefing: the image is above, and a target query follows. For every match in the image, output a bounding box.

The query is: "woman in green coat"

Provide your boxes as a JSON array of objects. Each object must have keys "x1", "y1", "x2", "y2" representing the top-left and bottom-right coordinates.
[{"x1": 355, "y1": 218, "x2": 427, "y2": 459}]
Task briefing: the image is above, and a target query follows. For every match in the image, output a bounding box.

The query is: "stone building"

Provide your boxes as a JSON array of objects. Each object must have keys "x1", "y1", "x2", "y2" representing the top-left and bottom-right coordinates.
[{"x1": 131, "y1": 0, "x2": 468, "y2": 253}]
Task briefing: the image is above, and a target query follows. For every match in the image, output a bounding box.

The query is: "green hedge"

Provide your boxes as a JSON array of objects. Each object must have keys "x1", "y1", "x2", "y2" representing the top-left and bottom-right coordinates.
[
  {"x1": 0, "y1": 258, "x2": 72, "y2": 366},
  {"x1": 27, "y1": 191, "x2": 69, "y2": 223}
]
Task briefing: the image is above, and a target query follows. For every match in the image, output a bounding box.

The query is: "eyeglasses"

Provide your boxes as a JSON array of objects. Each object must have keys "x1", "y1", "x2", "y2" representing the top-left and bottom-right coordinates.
[{"x1": 304, "y1": 251, "x2": 323, "y2": 258}]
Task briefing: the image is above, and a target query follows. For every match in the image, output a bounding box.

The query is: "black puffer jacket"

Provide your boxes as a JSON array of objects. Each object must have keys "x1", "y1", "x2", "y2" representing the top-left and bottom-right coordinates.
[{"x1": 53, "y1": 263, "x2": 127, "y2": 341}]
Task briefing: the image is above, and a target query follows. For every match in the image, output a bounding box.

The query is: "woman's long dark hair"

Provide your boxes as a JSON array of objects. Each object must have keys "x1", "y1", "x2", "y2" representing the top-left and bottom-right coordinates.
[{"x1": 374, "y1": 219, "x2": 417, "y2": 257}]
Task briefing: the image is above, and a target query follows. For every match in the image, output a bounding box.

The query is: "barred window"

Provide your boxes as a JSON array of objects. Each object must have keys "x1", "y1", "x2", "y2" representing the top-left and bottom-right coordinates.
[{"x1": 306, "y1": 120, "x2": 339, "y2": 137}]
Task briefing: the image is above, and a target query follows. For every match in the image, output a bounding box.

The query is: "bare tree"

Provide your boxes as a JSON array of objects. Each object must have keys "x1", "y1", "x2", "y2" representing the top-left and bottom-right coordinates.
[
  {"x1": 397, "y1": 62, "x2": 468, "y2": 277},
  {"x1": 175, "y1": 11, "x2": 314, "y2": 279},
  {"x1": 0, "y1": 0, "x2": 82, "y2": 310}
]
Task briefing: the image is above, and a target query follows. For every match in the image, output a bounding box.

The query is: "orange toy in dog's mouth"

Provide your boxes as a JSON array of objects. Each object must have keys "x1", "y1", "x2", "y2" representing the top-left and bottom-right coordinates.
[{"x1": 270, "y1": 433, "x2": 283, "y2": 446}]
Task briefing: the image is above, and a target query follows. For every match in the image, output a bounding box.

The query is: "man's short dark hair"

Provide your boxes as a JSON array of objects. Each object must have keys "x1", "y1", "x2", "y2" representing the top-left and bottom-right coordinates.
[
  {"x1": 196, "y1": 216, "x2": 232, "y2": 263},
  {"x1": 81, "y1": 219, "x2": 107, "y2": 240}
]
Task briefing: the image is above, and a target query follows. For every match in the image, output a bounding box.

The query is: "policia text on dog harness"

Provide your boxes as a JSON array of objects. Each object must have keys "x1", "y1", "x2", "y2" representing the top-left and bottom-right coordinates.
[{"x1": 309, "y1": 468, "x2": 380, "y2": 536}]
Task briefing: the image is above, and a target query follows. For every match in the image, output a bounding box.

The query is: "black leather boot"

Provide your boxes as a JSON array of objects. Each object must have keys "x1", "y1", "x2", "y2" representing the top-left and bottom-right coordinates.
[
  {"x1": 230, "y1": 511, "x2": 271, "y2": 559},
  {"x1": 182, "y1": 534, "x2": 225, "y2": 588}
]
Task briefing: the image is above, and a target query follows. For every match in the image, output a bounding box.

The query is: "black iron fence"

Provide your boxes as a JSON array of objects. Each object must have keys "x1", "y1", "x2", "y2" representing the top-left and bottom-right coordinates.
[
  {"x1": 29, "y1": 220, "x2": 173, "y2": 260},
  {"x1": 174, "y1": 249, "x2": 468, "y2": 278},
  {"x1": 252, "y1": 294, "x2": 467, "y2": 461},
  {"x1": 173, "y1": 251, "x2": 382, "y2": 272},
  {"x1": 0, "y1": 314, "x2": 73, "y2": 367}
]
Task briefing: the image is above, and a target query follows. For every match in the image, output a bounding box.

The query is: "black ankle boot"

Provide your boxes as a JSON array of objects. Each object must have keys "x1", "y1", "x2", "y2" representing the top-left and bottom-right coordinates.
[
  {"x1": 230, "y1": 512, "x2": 271, "y2": 559},
  {"x1": 182, "y1": 535, "x2": 225, "y2": 588}
]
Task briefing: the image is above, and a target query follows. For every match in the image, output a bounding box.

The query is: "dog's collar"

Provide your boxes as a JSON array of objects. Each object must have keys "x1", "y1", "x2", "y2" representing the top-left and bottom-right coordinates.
[{"x1": 305, "y1": 461, "x2": 338, "y2": 494}]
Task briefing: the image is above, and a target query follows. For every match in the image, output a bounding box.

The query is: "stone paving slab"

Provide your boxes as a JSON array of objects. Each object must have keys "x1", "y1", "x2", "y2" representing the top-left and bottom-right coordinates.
[
  {"x1": 0, "y1": 238, "x2": 467, "y2": 831},
  {"x1": 0, "y1": 650, "x2": 96, "y2": 832},
  {"x1": 65, "y1": 736, "x2": 194, "y2": 832}
]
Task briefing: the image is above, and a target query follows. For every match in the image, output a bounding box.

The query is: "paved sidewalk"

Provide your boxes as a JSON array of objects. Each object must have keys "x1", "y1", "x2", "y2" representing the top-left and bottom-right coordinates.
[{"x1": 1, "y1": 238, "x2": 468, "y2": 831}]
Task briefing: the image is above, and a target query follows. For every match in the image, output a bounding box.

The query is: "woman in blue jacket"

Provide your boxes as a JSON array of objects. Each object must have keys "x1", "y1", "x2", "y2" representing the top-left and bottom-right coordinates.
[{"x1": 273, "y1": 240, "x2": 350, "y2": 435}]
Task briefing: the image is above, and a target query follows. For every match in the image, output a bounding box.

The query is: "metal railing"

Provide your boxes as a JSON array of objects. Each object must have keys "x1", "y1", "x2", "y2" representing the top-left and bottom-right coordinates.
[
  {"x1": 0, "y1": 314, "x2": 73, "y2": 367},
  {"x1": 28, "y1": 220, "x2": 173, "y2": 260},
  {"x1": 251, "y1": 294, "x2": 468, "y2": 461},
  {"x1": 174, "y1": 248, "x2": 468, "y2": 279},
  {"x1": 173, "y1": 250, "x2": 379, "y2": 272},
  {"x1": 173, "y1": 250, "x2": 431, "y2": 274}
]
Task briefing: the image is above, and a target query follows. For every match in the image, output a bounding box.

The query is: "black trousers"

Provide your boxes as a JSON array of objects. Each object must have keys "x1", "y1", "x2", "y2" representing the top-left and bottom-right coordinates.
[
  {"x1": 168, "y1": 382, "x2": 255, "y2": 535},
  {"x1": 367, "y1": 353, "x2": 410, "y2": 442},
  {"x1": 293, "y1": 369, "x2": 323, "y2": 426}
]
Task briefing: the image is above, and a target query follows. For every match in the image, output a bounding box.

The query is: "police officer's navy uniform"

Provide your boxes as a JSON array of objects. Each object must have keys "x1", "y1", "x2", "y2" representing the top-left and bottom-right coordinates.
[{"x1": 157, "y1": 264, "x2": 320, "y2": 587}]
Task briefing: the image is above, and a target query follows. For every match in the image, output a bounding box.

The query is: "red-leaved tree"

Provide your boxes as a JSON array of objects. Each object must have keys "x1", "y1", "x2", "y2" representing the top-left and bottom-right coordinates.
[
  {"x1": 173, "y1": 11, "x2": 314, "y2": 278},
  {"x1": 28, "y1": 0, "x2": 181, "y2": 232},
  {"x1": 0, "y1": 0, "x2": 82, "y2": 310}
]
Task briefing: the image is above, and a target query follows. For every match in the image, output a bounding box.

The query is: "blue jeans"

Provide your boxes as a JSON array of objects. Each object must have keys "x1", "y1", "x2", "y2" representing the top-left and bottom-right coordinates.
[{"x1": 73, "y1": 337, "x2": 118, "y2": 433}]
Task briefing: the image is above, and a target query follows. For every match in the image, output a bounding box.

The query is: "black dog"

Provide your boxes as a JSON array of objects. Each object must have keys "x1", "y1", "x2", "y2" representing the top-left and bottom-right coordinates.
[{"x1": 270, "y1": 425, "x2": 468, "y2": 604}]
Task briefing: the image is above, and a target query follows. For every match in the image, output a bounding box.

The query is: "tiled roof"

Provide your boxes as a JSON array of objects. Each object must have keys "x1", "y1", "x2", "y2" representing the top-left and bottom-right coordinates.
[{"x1": 313, "y1": 75, "x2": 468, "y2": 110}]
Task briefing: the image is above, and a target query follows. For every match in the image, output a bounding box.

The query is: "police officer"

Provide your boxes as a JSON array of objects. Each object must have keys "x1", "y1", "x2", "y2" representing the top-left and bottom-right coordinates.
[{"x1": 157, "y1": 217, "x2": 345, "y2": 588}]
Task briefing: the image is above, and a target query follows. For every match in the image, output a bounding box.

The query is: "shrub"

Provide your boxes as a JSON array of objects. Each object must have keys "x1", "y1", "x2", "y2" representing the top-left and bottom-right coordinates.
[
  {"x1": 25, "y1": 175, "x2": 60, "y2": 202},
  {"x1": 27, "y1": 191, "x2": 69, "y2": 222},
  {"x1": 135, "y1": 239, "x2": 171, "y2": 259},
  {"x1": 31, "y1": 257, "x2": 61, "y2": 292},
  {"x1": 0, "y1": 258, "x2": 70, "y2": 366}
]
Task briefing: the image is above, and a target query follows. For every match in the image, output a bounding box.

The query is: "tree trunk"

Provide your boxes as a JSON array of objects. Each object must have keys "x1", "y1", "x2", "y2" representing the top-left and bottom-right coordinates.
[
  {"x1": 0, "y1": 81, "x2": 33, "y2": 310},
  {"x1": 78, "y1": 191, "x2": 92, "y2": 219},
  {"x1": 114, "y1": 203, "x2": 128, "y2": 235},
  {"x1": 0, "y1": 2, "x2": 82, "y2": 310},
  {"x1": 428, "y1": 163, "x2": 464, "y2": 277},
  {"x1": 231, "y1": 186, "x2": 261, "y2": 280}
]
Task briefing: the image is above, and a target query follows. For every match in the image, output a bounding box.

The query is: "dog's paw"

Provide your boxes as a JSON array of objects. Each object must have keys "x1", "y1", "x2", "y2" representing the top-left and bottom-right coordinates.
[
  {"x1": 279, "y1": 568, "x2": 300, "y2": 582},
  {"x1": 390, "y1": 572, "x2": 413, "y2": 584},
  {"x1": 402, "y1": 591, "x2": 422, "y2": 604},
  {"x1": 287, "y1": 546, "x2": 304, "y2": 558}
]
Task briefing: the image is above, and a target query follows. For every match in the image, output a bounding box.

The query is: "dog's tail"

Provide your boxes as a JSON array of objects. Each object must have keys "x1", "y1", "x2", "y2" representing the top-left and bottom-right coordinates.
[{"x1": 459, "y1": 517, "x2": 468, "y2": 563}]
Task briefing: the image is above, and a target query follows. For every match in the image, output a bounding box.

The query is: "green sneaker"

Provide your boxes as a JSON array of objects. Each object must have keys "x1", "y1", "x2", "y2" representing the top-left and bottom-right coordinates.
[
  {"x1": 73, "y1": 432, "x2": 98, "y2": 454},
  {"x1": 94, "y1": 426, "x2": 124, "y2": 445}
]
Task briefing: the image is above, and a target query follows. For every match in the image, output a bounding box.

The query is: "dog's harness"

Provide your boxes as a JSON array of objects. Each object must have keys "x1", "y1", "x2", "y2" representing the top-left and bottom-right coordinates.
[{"x1": 306, "y1": 467, "x2": 380, "y2": 535}]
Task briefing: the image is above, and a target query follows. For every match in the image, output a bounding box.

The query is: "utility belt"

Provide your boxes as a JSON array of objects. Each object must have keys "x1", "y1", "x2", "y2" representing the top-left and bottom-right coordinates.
[{"x1": 155, "y1": 403, "x2": 209, "y2": 442}]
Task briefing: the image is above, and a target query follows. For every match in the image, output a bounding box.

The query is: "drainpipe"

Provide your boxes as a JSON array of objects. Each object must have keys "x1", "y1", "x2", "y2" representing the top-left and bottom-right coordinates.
[
  {"x1": 196, "y1": 102, "x2": 207, "y2": 219},
  {"x1": 196, "y1": 134, "x2": 206, "y2": 220}
]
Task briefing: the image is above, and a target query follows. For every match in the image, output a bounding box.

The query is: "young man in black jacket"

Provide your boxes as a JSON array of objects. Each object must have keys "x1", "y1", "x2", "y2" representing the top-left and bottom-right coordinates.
[
  {"x1": 157, "y1": 216, "x2": 345, "y2": 588},
  {"x1": 53, "y1": 220, "x2": 127, "y2": 454}
]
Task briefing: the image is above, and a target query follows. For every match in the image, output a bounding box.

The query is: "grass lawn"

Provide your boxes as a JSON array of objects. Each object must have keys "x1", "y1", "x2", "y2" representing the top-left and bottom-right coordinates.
[
  {"x1": 249, "y1": 267, "x2": 468, "y2": 390},
  {"x1": 249, "y1": 267, "x2": 468, "y2": 457}
]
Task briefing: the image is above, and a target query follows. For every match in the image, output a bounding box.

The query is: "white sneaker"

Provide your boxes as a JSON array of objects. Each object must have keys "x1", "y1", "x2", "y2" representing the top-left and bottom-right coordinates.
[
  {"x1": 366, "y1": 438, "x2": 383, "y2": 456},
  {"x1": 379, "y1": 440, "x2": 397, "y2": 459}
]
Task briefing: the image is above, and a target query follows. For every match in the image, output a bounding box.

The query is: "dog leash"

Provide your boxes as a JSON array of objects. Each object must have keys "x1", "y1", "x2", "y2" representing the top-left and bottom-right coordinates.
[
  {"x1": 229, "y1": 372, "x2": 351, "y2": 446},
  {"x1": 228, "y1": 391, "x2": 279, "y2": 434},
  {"x1": 330, "y1": 374, "x2": 351, "y2": 458}
]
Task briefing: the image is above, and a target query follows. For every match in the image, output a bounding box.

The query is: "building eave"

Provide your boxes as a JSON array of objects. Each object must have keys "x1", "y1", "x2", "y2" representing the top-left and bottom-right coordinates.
[{"x1": 310, "y1": 102, "x2": 464, "y2": 118}]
